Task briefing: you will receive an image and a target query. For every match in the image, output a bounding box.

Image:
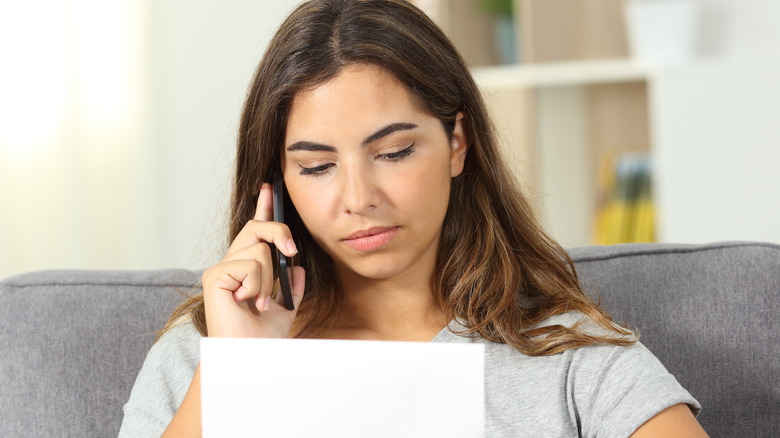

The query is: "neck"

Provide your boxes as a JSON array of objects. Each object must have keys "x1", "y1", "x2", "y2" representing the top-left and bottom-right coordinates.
[{"x1": 325, "y1": 266, "x2": 448, "y2": 342}]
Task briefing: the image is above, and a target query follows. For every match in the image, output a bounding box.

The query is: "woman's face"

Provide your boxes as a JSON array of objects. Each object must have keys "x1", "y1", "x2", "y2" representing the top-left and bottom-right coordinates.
[{"x1": 282, "y1": 64, "x2": 468, "y2": 286}]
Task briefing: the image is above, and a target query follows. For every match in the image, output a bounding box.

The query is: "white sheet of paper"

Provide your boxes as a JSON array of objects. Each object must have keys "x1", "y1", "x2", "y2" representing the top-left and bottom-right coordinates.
[{"x1": 201, "y1": 337, "x2": 484, "y2": 438}]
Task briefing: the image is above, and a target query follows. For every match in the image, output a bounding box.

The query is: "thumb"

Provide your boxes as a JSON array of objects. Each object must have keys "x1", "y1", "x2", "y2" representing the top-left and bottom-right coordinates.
[{"x1": 290, "y1": 266, "x2": 306, "y2": 310}]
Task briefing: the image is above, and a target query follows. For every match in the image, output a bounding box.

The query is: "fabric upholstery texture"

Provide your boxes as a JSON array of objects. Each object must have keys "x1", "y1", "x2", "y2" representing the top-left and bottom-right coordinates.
[
  {"x1": 0, "y1": 242, "x2": 778, "y2": 437},
  {"x1": 569, "y1": 242, "x2": 780, "y2": 437},
  {"x1": 0, "y1": 269, "x2": 198, "y2": 437}
]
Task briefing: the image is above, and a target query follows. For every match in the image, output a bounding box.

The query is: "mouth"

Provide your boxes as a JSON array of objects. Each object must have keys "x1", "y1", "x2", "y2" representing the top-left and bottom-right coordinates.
[{"x1": 341, "y1": 226, "x2": 400, "y2": 251}]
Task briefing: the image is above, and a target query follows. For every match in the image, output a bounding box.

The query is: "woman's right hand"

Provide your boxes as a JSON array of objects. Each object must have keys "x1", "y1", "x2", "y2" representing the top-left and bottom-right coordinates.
[{"x1": 202, "y1": 182, "x2": 306, "y2": 338}]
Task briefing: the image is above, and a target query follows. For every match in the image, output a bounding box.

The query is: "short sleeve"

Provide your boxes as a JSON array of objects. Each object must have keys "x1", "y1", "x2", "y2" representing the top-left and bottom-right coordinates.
[
  {"x1": 573, "y1": 341, "x2": 701, "y2": 438},
  {"x1": 118, "y1": 320, "x2": 200, "y2": 438}
]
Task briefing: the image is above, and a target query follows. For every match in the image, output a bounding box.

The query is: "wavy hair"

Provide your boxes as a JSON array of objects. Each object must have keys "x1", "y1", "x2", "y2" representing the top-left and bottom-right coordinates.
[{"x1": 162, "y1": 0, "x2": 636, "y2": 355}]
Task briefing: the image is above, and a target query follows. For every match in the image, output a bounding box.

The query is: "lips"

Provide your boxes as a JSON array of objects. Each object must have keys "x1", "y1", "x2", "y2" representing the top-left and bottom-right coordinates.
[
  {"x1": 341, "y1": 226, "x2": 399, "y2": 251},
  {"x1": 343, "y1": 226, "x2": 396, "y2": 240}
]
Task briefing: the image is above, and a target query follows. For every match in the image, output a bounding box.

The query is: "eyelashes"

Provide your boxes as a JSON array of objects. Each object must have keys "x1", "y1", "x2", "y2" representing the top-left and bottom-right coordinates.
[
  {"x1": 380, "y1": 142, "x2": 415, "y2": 161},
  {"x1": 298, "y1": 163, "x2": 333, "y2": 177},
  {"x1": 297, "y1": 143, "x2": 416, "y2": 177}
]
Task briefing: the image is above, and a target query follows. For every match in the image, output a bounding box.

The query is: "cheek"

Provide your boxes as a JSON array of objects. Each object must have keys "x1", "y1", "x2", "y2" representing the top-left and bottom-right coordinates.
[
  {"x1": 394, "y1": 156, "x2": 452, "y2": 218},
  {"x1": 289, "y1": 188, "x2": 327, "y2": 227},
  {"x1": 286, "y1": 181, "x2": 341, "y2": 250}
]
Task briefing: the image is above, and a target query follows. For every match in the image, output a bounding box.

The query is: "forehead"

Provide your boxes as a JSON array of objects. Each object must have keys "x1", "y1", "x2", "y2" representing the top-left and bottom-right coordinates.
[
  {"x1": 301, "y1": 64, "x2": 402, "y2": 98},
  {"x1": 285, "y1": 64, "x2": 428, "y2": 136}
]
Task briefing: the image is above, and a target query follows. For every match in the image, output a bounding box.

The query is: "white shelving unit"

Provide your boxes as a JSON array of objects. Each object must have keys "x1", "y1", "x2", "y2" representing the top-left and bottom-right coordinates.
[
  {"x1": 473, "y1": 59, "x2": 649, "y2": 89},
  {"x1": 475, "y1": 57, "x2": 780, "y2": 246},
  {"x1": 428, "y1": 0, "x2": 780, "y2": 246},
  {"x1": 474, "y1": 60, "x2": 652, "y2": 247}
]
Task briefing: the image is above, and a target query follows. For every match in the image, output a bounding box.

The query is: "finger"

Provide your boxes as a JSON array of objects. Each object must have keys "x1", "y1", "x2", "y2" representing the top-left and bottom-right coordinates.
[
  {"x1": 255, "y1": 182, "x2": 274, "y2": 222},
  {"x1": 224, "y1": 261, "x2": 266, "y2": 303},
  {"x1": 226, "y1": 220, "x2": 298, "y2": 259},
  {"x1": 206, "y1": 259, "x2": 272, "y2": 303},
  {"x1": 291, "y1": 265, "x2": 306, "y2": 308},
  {"x1": 247, "y1": 253, "x2": 274, "y2": 305},
  {"x1": 219, "y1": 245, "x2": 273, "y2": 303},
  {"x1": 222, "y1": 240, "x2": 272, "y2": 264}
]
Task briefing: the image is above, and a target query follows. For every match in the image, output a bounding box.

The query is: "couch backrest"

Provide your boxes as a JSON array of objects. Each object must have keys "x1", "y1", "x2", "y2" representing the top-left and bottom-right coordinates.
[
  {"x1": 1, "y1": 242, "x2": 778, "y2": 437},
  {"x1": 0, "y1": 269, "x2": 198, "y2": 437},
  {"x1": 569, "y1": 242, "x2": 780, "y2": 437}
]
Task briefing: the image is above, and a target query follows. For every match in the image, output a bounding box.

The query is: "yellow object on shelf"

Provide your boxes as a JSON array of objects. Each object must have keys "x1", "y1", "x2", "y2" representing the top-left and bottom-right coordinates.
[{"x1": 594, "y1": 154, "x2": 655, "y2": 245}]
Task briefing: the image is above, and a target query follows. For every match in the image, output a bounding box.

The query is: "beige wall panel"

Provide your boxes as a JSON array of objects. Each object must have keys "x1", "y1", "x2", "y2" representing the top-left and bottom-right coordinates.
[
  {"x1": 521, "y1": 0, "x2": 629, "y2": 62},
  {"x1": 480, "y1": 87, "x2": 538, "y2": 196},
  {"x1": 586, "y1": 81, "x2": 649, "y2": 170},
  {"x1": 434, "y1": 0, "x2": 500, "y2": 66}
]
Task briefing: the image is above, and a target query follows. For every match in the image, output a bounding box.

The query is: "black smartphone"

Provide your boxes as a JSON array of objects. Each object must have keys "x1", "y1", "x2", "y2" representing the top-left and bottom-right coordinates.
[{"x1": 273, "y1": 175, "x2": 295, "y2": 310}]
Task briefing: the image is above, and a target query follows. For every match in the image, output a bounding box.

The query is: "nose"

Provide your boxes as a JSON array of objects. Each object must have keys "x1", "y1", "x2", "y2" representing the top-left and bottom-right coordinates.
[{"x1": 340, "y1": 162, "x2": 379, "y2": 215}]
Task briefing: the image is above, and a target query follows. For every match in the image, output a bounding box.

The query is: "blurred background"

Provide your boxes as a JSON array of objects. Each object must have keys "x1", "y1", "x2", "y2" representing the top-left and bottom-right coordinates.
[{"x1": 1, "y1": 0, "x2": 779, "y2": 280}]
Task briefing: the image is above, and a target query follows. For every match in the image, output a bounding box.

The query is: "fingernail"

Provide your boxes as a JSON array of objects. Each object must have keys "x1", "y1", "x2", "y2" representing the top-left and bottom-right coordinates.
[
  {"x1": 286, "y1": 239, "x2": 298, "y2": 255},
  {"x1": 263, "y1": 296, "x2": 271, "y2": 312}
]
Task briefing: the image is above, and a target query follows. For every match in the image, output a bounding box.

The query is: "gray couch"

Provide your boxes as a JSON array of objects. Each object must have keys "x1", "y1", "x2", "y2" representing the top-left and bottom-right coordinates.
[{"x1": 1, "y1": 242, "x2": 778, "y2": 437}]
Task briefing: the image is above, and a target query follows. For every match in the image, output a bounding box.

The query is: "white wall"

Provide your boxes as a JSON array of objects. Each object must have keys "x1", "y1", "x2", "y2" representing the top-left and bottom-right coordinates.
[
  {"x1": 697, "y1": 0, "x2": 780, "y2": 57},
  {"x1": 3, "y1": 0, "x2": 779, "y2": 280},
  {"x1": 651, "y1": 59, "x2": 780, "y2": 244},
  {"x1": 0, "y1": 1, "x2": 299, "y2": 280},
  {"x1": 143, "y1": 0, "x2": 300, "y2": 270},
  {"x1": 649, "y1": 0, "x2": 780, "y2": 244},
  {"x1": 0, "y1": 1, "x2": 151, "y2": 278}
]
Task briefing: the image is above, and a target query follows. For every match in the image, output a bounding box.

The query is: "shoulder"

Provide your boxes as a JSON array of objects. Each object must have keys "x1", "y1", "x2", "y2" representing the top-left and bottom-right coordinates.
[
  {"x1": 152, "y1": 318, "x2": 202, "y2": 364},
  {"x1": 565, "y1": 337, "x2": 701, "y2": 437},
  {"x1": 540, "y1": 310, "x2": 629, "y2": 338},
  {"x1": 136, "y1": 318, "x2": 201, "y2": 383},
  {"x1": 118, "y1": 318, "x2": 201, "y2": 437},
  {"x1": 436, "y1": 312, "x2": 700, "y2": 436}
]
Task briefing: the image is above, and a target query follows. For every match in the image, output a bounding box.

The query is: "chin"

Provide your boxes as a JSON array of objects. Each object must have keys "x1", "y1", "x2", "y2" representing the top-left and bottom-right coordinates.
[{"x1": 336, "y1": 255, "x2": 410, "y2": 282}]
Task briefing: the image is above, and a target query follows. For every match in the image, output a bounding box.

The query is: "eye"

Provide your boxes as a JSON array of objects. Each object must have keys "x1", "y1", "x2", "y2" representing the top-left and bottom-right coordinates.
[
  {"x1": 298, "y1": 162, "x2": 334, "y2": 177},
  {"x1": 378, "y1": 143, "x2": 415, "y2": 162}
]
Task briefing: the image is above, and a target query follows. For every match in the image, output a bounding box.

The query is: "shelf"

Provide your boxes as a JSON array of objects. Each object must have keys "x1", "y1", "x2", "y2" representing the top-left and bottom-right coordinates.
[
  {"x1": 472, "y1": 59, "x2": 650, "y2": 90},
  {"x1": 472, "y1": 58, "x2": 652, "y2": 247}
]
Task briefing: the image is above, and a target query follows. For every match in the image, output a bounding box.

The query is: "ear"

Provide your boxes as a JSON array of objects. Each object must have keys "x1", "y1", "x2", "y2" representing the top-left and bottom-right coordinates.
[{"x1": 449, "y1": 111, "x2": 469, "y2": 178}]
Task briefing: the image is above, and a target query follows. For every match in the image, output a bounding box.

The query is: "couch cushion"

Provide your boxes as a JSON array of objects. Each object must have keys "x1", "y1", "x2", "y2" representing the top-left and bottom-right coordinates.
[
  {"x1": 0, "y1": 269, "x2": 198, "y2": 438},
  {"x1": 1, "y1": 242, "x2": 777, "y2": 437},
  {"x1": 569, "y1": 242, "x2": 780, "y2": 436}
]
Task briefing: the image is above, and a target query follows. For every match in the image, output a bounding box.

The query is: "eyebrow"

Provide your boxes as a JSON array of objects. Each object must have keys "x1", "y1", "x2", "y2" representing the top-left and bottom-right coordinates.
[{"x1": 286, "y1": 122, "x2": 418, "y2": 153}]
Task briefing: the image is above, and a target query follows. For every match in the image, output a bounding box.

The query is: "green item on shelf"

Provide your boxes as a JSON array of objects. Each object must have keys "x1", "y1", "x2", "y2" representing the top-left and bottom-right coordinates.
[{"x1": 478, "y1": 0, "x2": 514, "y2": 17}]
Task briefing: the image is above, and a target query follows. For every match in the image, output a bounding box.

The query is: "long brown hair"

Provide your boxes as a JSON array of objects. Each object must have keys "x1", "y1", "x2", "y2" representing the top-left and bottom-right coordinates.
[{"x1": 163, "y1": 0, "x2": 635, "y2": 355}]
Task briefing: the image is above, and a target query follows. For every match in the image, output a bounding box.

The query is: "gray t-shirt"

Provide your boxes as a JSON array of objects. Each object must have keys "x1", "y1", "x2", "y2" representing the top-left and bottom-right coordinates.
[{"x1": 118, "y1": 312, "x2": 699, "y2": 437}]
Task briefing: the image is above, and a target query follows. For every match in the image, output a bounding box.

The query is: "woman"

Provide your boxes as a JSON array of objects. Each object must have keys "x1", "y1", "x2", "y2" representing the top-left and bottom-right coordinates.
[{"x1": 119, "y1": 0, "x2": 707, "y2": 436}]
